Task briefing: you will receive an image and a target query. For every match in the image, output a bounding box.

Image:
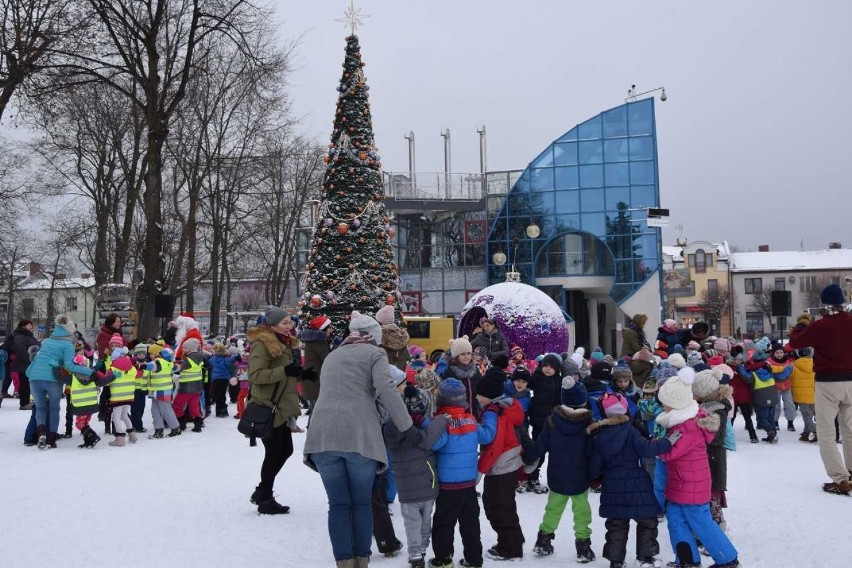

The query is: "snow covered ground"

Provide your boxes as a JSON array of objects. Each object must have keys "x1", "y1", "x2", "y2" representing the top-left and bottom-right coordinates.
[{"x1": 1, "y1": 402, "x2": 848, "y2": 568}]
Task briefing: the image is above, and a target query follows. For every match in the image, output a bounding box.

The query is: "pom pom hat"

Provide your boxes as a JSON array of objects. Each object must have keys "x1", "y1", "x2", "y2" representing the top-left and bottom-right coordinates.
[
  {"x1": 349, "y1": 311, "x2": 382, "y2": 342},
  {"x1": 375, "y1": 305, "x2": 395, "y2": 325},
  {"x1": 561, "y1": 377, "x2": 589, "y2": 408},
  {"x1": 658, "y1": 367, "x2": 695, "y2": 410},
  {"x1": 668, "y1": 353, "x2": 687, "y2": 370},
  {"x1": 436, "y1": 378, "x2": 468, "y2": 408},
  {"x1": 415, "y1": 369, "x2": 441, "y2": 391},
  {"x1": 449, "y1": 336, "x2": 473, "y2": 358},
  {"x1": 600, "y1": 391, "x2": 629, "y2": 417},
  {"x1": 403, "y1": 385, "x2": 428, "y2": 415}
]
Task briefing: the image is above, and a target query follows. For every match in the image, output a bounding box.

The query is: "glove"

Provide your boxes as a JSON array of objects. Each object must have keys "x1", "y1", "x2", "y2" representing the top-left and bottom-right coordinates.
[
  {"x1": 523, "y1": 458, "x2": 540, "y2": 475},
  {"x1": 284, "y1": 362, "x2": 303, "y2": 377},
  {"x1": 302, "y1": 368, "x2": 319, "y2": 382},
  {"x1": 411, "y1": 414, "x2": 425, "y2": 427},
  {"x1": 667, "y1": 430, "x2": 683, "y2": 445}
]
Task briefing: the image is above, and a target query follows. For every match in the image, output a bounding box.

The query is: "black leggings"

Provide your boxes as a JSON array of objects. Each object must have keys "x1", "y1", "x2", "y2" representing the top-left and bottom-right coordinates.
[
  {"x1": 259, "y1": 423, "x2": 294, "y2": 496},
  {"x1": 732, "y1": 402, "x2": 757, "y2": 439}
]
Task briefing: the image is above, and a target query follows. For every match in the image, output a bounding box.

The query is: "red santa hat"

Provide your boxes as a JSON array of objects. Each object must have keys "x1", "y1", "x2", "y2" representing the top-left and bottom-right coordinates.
[{"x1": 310, "y1": 315, "x2": 332, "y2": 331}]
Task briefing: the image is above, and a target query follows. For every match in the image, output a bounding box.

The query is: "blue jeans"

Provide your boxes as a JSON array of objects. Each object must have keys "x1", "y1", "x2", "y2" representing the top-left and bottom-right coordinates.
[
  {"x1": 31, "y1": 380, "x2": 63, "y2": 433},
  {"x1": 667, "y1": 503, "x2": 737, "y2": 565},
  {"x1": 312, "y1": 451, "x2": 378, "y2": 561}
]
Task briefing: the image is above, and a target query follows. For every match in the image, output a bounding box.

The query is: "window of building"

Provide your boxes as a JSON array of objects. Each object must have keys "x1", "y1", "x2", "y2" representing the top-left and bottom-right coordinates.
[
  {"x1": 22, "y1": 298, "x2": 34, "y2": 317},
  {"x1": 687, "y1": 249, "x2": 713, "y2": 273},
  {"x1": 800, "y1": 276, "x2": 816, "y2": 293},
  {"x1": 774, "y1": 277, "x2": 785, "y2": 291},
  {"x1": 746, "y1": 311, "x2": 765, "y2": 335},
  {"x1": 708, "y1": 279, "x2": 718, "y2": 293},
  {"x1": 66, "y1": 297, "x2": 78, "y2": 311},
  {"x1": 744, "y1": 278, "x2": 762, "y2": 294}
]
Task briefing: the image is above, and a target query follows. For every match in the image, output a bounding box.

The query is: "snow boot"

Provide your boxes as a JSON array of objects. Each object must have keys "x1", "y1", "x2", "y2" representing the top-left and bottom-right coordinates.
[
  {"x1": 178, "y1": 416, "x2": 188, "y2": 431},
  {"x1": 428, "y1": 559, "x2": 454, "y2": 568},
  {"x1": 128, "y1": 429, "x2": 138, "y2": 443},
  {"x1": 335, "y1": 560, "x2": 355, "y2": 568},
  {"x1": 382, "y1": 541, "x2": 403, "y2": 558},
  {"x1": 63, "y1": 426, "x2": 73, "y2": 438},
  {"x1": 516, "y1": 480, "x2": 528, "y2": 493},
  {"x1": 192, "y1": 417, "x2": 203, "y2": 433},
  {"x1": 637, "y1": 557, "x2": 661, "y2": 568},
  {"x1": 533, "y1": 530, "x2": 555, "y2": 556},
  {"x1": 79, "y1": 426, "x2": 101, "y2": 448},
  {"x1": 486, "y1": 546, "x2": 522, "y2": 561},
  {"x1": 810, "y1": 433, "x2": 818, "y2": 443},
  {"x1": 149, "y1": 429, "x2": 164, "y2": 439},
  {"x1": 609, "y1": 562, "x2": 625, "y2": 568},
  {"x1": 37, "y1": 425, "x2": 47, "y2": 450},
  {"x1": 167, "y1": 428, "x2": 182, "y2": 437},
  {"x1": 575, "y1": 538, "x2": 595, "y2": 563},
  {"x1": 762, "y1": 430, "x2": 778, "y2": 443},
  {"x1": 109, "y1": 434, "x2": 126, "y2": 447},
  {"x1": 47, "y1": 432, "x2": 58, "y2": 449},
  {"x1": 750, "y1": 436, "x2": 759, "y2": 443},
  {"x1": 799, "y1": 432, "x2": 811, "y2": 442},
  {"x1": 410, "y1": 558, "x2": 426, "y2": 568},
  {"x1": 257, "y1": 497, "x2": 290, "y2": 515},
  {"x1": 527, "y1": 479, "x2": 548, "y2": 494},
  {"x1": 822, "y1": 481, "x2": 851, "y2": 496},
  {"x1": 787, "y1": 420, "x2": 795, "y2": 432},
  {"x1": 459, "y1": 560, "x2": 481, "y2": 568},
  {"x1": 709, "y1": 560, "x2": 740, "y2": 568}
]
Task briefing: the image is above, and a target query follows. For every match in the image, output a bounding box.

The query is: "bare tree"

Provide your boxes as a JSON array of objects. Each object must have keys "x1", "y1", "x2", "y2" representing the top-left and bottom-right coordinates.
[
  {"x1": 699, "y1": 286, "x2": 732, "y2": 336},
  {"x1": 803, "y1": 274, "x2": 835, "y2": 309},
  {"x1": 0, "y1": 223, "x2": 27, "y2": 333},
  {"x1": 751, "y1": 286, "x2": 775, "y2": 333}
]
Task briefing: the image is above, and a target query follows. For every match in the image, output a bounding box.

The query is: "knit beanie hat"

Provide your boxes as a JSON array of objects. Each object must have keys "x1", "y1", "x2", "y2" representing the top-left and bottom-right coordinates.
[
  {"x1": 381, "y1": 324, "x2": 409, "y2": 350},
  {"x1": 415, "y1": 369, "x2": 441, "y2": 391},
  {"x1": 713, "y1": 364, "x2": 734, "y2": 383},
  {"x1": 182, "y1": 338, "x2": 201, "y2": 354},
  {"x1": 450, "y1": 336, "x2": 473, "y2": 358},
  {"x1": 752, "y1": 350, "x2": 769, "y2": 362},
  {"x1": 148, "y1": 343, "x2": 164, "y2": 358},
  {"x1": 600, "y1": 391, "x2": 629, "y2": 417},
  {"x1": 602, "y1": 354, "x2": 615, "y2": 366},
  {"x1": 796, "y1": 313, "x2": 814, "y2": 326},
  {"x1": 73, "y1": 354, "x2": 87, "y2": 366},
  {"x1": 477, "y1": 369, "x2": 506, "y2": 400},
  {"x1": 473, "y1": 345, "x2": 488, "y2": 361},
  {"x1": 375, "y1": 305, "x2": 395, "y2": 325},
  {"x1": 109, "y1": 333, "x2": 124, "y2": 347},
  {"x1": 491, "y1": 354, "x2": 510, "y2": 370},
  {"x1": 590, "y1": 361, "x2": 613, "y2": 382},
  {"x1": 692, "y1": 368, "x2": 722, "y2": 401},
  {"x1": 687, "y1": 340, "x2": 701, "y2": 351},
  {"x1": 686, "y1": 351, "x2": 704, "y2": 368},
  {"x1": 436, "y1": 377, "x2": 468, "y2": 408},
  {"x1": 668, "y1": 353, "x2": 687, "y2": 369},
  {"x1": 510, "y1": 345, "x2": 524, "y2": 358},
  {"x1": 754, "y1": 336, "x2": 770, "y2": 352},
  {"x1": 653, "y1": 362, "x2": 679, "y2": 387},
  {"x1": 264, "y1": 305, "x2": 288, "y2": 327},
  {"x1": 561, "y1": 357, "x2": 580, "y2": 376},
  {"x1": 706, "y1": 355, "x2": 723, "y2": 367},
  {"x1": 541, "y1": 353, "x2": 563, "y2": 374},
  {"x1": 134, "y1": 344, "x2": 149, "y2": 356},
  {"x1": 821, "y1": 283, "x2": 846, "y2": 305},
  {"x1": 642, "y1": 379, "x2": 658, "y2": 394},
  {"x1": 672, "y1": 344, "x2": 686, "y2": 356},
  {"x1": 703, "y1": 348, "x2": 718, "y2": 359},
  {"x1": 663, "y1": 318, "x2": 678, "y2": 329},
  {"x1": 402, "y1": 385, "x2": 428, "y2": 416},
  {"x1": 633, "y1": 348, "x2": 654, "y2": 363},
  {"x1": 349, "y1": 311, "x2": 382, "y2": 343},
  {"x1": 658, "y1": 367, "x2": 696, "y2": 410},
  {"x1": 512, "y1": 367, "x2": 531, "y2": 383},
  {"x1": 612, "y1": 361, "x2": 633, "y2": 381},
  {"x1": 570, "y1": 347, "x2": 585, "y2": 368},
  {"x1": 54, "y1": 314, "x2": 76, "y2": 337},
  {"x1": 713, "y1": 338, "x2": 730, "y2": 353},
  {"x1": 561, "y1": 376, "x2": 589, "y2": 408},
  {"x1": 590, "y1": 347, "x2": 604, "y2": 363}
]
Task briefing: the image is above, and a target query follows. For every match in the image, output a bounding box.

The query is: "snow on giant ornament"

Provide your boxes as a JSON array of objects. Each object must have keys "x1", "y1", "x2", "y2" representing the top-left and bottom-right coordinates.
[{"x1": 458, "y1": 282, "x2": 569, "y2": 358}]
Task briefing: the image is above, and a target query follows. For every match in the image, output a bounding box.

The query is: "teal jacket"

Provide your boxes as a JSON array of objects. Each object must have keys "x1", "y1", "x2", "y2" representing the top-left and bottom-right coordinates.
[{"x1": 27, "y1": 326, "x2": 94, "y2": 383}]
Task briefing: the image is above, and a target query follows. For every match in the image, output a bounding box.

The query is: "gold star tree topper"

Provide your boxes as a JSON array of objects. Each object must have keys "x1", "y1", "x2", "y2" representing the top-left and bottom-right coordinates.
[{"x1": 335, "y1": 0, "x2": 369, "y2": 35}]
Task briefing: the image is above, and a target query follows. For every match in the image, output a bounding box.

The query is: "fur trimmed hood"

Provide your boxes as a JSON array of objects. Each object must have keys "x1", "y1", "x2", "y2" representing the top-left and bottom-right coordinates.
[
  {"x1": 696, "y1": 411, "x2": 721, "y2": 433},
  {"x1": 586, "y1": 413, "x2": 630, "y2": 434},
  {"x1": 694, "y1": 384, "x2": 733, "y2": 404},
  {"x1": 247, "y1": 325, "x2": 298, "y2": 359},
  {"x1": 554, "y1": 405, "x2": 593, "y2": 423}
]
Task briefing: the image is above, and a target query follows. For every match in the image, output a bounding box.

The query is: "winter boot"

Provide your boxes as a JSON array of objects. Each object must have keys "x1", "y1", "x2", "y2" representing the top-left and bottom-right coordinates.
[
  {"x1": 762, "y1": 430, "x2": 778, "y2": 443},
  {"x1": 799, "y1": 431, "x2": 811, "y2": 442},
  {"x1": 192, "y1": 417, "x2": 203, "y2": 433},
  {"x1": 127, "y1": 429, "x2": 138, "y2": 443},
  {"x1": 708, "y1": 560, "x2": 740, "y2": 568},
  {"x1": 637, "y1": 557, "x2": 661, "y2": 568},
  {"x1": 148, "y1": 429, "x2": 164, "y2": 439},
  {"x1": 47, "y1": 432, "x2": 58, "y2": 449},
  {"x1": 428, "y1": 558, "x2": 454, "y2": 568},
  {"x1": 527, "y1": 479, "x2": 548, "y2": 494},
  {"x1": 382, "y1": 540, "x2": 403, "y2": 558},
  {"x1": 178, "y1": 416, "x2": 188, "y2": 431},
  {"x1": 257, "y1": 497, "x2": 290, "y2": 515},
  {"x1": 63, "y1": 425, "x2": 73, "y2": 438},
  {"x1": 609, "y1": 562, "x2": 625, "y2": 568},
  {"x1": 354, "y1": 556, "x2": 370, "y2": 568},
  {"x1": 516, "y1": 480, "x2": 528, "y2": 493},
  {"x1": 575, "y1": 538, "x2": 595, "y2": 563},
  {"x1": 459, "y1": 560, "x2": 481, "y2": 568},
  {"x1": 485, "y1": 546, "x2": 521, "y2": 561},
  {"x1": 167, "y1": 428, "x2": 182, "y2": 437},
  {"x1": 787, "y1": 420, "x2": 795, "y2": 432},
  {"x1": 533, "y1": 531, "x2": 555, "y2": 556},
  {"x1": 335, "y1": 560, "x2": 355, "y2": 568},
  {"x1": 79, "y1": 426, "x2": 101, "y2": 448},
  {"x1": 810, "y1": 433, "x2": 819, "y2": 443},
  {"x1": 109, "y1": 434, "x2": 126, "y2": 447},
  {"x1": 822, "y1": 481, "x2": 851, "y2": 495},
  {"x1": 750, "y1": 436, "x2": 759, "y2": 443},
  {"x1": 37, "y1": 425, "x2": 47, "y2": 450},
  {"x1": 410, "y1": 558, "x2": 426, "y2": 568},
  {"x1": 250, "y1": 485, "x2": 264, "y2": 505}
]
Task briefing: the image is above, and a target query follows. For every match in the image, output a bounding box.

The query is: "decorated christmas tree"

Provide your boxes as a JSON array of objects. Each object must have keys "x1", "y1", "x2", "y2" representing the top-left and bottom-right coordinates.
[{"x1": 298, "y1": 34, "x2": 399, "y2": 334}]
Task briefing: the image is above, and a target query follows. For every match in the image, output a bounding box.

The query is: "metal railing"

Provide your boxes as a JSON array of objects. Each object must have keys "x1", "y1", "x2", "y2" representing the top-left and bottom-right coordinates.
[{"x1": 383, "y1": 172, "x2": 485, "y2": 201}]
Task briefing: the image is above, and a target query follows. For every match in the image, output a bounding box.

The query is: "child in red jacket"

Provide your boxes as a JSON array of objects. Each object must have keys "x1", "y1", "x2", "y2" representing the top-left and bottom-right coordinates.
[{"x1": 475, "y1": 369, "x2": 525, "y2": 561}]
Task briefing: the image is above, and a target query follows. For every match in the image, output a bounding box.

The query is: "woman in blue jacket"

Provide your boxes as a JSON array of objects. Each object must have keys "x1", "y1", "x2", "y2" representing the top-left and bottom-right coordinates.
[{"x1": 27, "y1": 315, "x2": 102, "y2": 449}]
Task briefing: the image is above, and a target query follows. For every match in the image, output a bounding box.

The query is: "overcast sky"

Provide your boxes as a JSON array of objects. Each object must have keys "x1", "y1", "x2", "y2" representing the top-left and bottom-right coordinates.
[{"x1": 275, "y1": 0, "x2": 851, "y2": 252}]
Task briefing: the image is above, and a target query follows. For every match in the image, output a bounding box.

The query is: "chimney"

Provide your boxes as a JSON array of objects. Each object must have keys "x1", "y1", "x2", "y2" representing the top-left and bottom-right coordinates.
[
  {"x1": 80, "y1": 273, "x2": 92, "y2": 279},
  {"x1": 829, "y1": 242, "x2": 842, "y2": 249},
  {"x1": 28, "y1": 261, "x2": 42, "y2": 276},
  {"x1": 758, "y1": 245, "x2": 769, "y2": 252}
]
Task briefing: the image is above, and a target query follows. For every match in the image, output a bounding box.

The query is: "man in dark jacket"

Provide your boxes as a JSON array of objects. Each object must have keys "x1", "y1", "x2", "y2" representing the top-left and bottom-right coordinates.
[
  {"x1": 6, "y1": 320, "x2": 39, "y2": 409},
  {"x1": 676, "y1": 322, "x2": 709, "y2": 349},
  {"x1": 471, "y1": 318, "x2": 509, "y2": 361},
  {"x1": 789, "y1": 284, "x2": 852, "y2": 495}
]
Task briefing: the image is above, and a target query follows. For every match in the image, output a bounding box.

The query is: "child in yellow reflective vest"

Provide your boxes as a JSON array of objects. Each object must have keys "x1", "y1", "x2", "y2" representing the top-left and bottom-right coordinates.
[
  {"x1": 68, "y1": 353, "x2": 118, "y2": 448},
  {"x1": 172, "y1": 338, "x2": 206, "y2": 433},
  {"x1": 107, "y1": 338, "x2": 137, "y2": 447},
  {"x1": 145, "y1": 346, "x2": 181, "y2": 439}
]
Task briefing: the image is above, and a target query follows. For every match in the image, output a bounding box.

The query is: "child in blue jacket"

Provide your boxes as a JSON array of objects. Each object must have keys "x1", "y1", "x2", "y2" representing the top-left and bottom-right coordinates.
[
  {"x1": 429, "y1": 378, "x2": 497, "y2": 568},
  {"x1": 209, "y1": 342, "x2": 239, "y2": 417}
]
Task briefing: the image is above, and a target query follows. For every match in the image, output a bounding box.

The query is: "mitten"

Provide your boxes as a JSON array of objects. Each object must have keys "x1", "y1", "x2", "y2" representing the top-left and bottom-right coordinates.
[
  {"x1": 667, "y1": 430, "x2": 683, "y2": 445},
  {"x1": 284, "y1": 362, "x2": 303, "y2": 377},
  {"x1": 302, "y1": 368, "x2": 319, "y2": 382}
]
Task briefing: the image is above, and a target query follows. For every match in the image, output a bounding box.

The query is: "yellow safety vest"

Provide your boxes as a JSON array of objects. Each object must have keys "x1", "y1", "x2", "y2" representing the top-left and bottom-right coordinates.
[
  {"x1": 148, "y1": 360, "x2": 175, "y2": 394},
  {"x1": 134, "y1": 365, "x2": 148, "y2": 390},
  {"x1": 752, "y1": 372, "x2": 775, "y2": 390},
  {"x1": 110, "y1": 363, "x2": 135, "y2": 403},
  {"x1": 70, "y1": 373, "x2": 98, "y2": 410},
  {"x1": 179, "y1": 358, "x2": 203, "y2": 383}
]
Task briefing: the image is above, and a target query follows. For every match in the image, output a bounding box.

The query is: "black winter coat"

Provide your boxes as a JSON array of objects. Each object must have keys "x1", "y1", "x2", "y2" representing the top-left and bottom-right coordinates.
[
  {"x1": 384, "y1": 415, "x2": 447, "y2": 503},
  {"x1": 588, "y1": 414, "x2": 672, "y2": 520},
  {"x1": 528, "y1": 369, "x2": 563, "y2": 426},
  {"x1": 523, "y1": 406, "x2": 593, "y2": 496},
  {"x1": 470, "y1": 329, "x2": 509, "y2": 361},
  {"x1": 699, "y1": 385, "x2": 732, "y2": 492},
  {"x1": 8, "y1": 328, "x2": 39, "y2": 373}
]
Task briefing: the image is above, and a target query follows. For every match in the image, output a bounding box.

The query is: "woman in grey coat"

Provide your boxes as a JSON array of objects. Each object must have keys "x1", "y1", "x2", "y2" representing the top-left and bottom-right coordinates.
[{"x1": 304, "y1": 311, "x2": 419, "y2": 568}]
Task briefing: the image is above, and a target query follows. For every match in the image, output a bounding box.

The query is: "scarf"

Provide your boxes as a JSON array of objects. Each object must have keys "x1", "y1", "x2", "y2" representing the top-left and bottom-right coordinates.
[
  {"x1": 655, "y1": 400, "x2": 699, "y2": 429},
  {"x1": 627, "y1": 319, "x2": 650, "y2": 347}
]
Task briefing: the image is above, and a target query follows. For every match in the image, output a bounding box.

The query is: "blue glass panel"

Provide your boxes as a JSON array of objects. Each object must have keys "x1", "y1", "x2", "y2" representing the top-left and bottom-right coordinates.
[
  {"x1": 513, "y1": 171, "x2": 531, "y2": 193},
  {"x1": 556, "y1": 214, "x2": 581, "y2": 231},
  {"x1": 603, "y1": 106, "x2": 628, "y2": 138},
  {"x1": 642, "y1": 256, "x2": 659, "y2": 274},
  {"x1": 578, "y1": 115, "x2": 602, "y2": 140},
  {"x1": 616, "y1": 260, "x2": 634, "y2": 282},
  {"x1": 580, "y1": 189, "x2": 604, "y2": 212},
  {"x1": 554, "y1": 142, "x2": 578, "y2": 166},
  {"x1": 508, "y1": 192, "x2": 529, "y2": 216},
  {"x1": 629, "y1": 136, "x2": 654, "y2": 160},
  {"x1": 582, "y1": 212, "x2": 606, "y2": 235},
  {"x1": 579, "y1": 164, "x2": 604, "y2": 188},
  {"x1": 639, "y1": 233, "x2": 657, "y2": 257},
  {"x1": 605, "y1": 163, "x2": 629, "y2": 187},
  {"x1": 605, "y1": 186, "x2": 630, "y2": 210},
  {"x1": 554, "y1": 166, "x2": 579, "y2": 189},
  {"x1": 531, "y1": 167, "x2": 554, "y2": 191},
  {"x1": 630, "y1": 161, "x2": 655, "y2": 185},
  {"x1": 631, "y1": 185, "x2": 656, "y2": 208},
  {"x1": 533, "y1": 191, "x2": 555, "y2": 211},
  {"x1": 611, "y1": 284, "x2": 633, "y2": 302},
  {"x1": 554, "y1": 189, "x2": 579, "y2": 214},
  {"x1": 558, "y1": 128, "x2": 578, "y2": 142},
  {"x1": 604, "y1": 139, "x2": 629, "y2": 162},
  {"x1": 628, "y1": 100, "x2": 654, "y2": 136},
  {"x1": 579, "y1": 140, "x2": 603, "y2": 164},
  {"x1": 532, "y1": 147, "x2": 554, "y2": 167}
]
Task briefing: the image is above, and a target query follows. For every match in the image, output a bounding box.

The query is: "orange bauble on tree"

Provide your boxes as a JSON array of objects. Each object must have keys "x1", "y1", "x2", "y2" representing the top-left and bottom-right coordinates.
[{"x1": 337, "y1": 222, "x2": 349, "y2": 235}]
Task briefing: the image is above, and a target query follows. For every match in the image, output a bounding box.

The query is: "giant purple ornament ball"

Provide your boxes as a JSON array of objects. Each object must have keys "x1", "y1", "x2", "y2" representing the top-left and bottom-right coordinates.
[{"x1": 458, "y1": 282, "x2": 569, "y2": 358}]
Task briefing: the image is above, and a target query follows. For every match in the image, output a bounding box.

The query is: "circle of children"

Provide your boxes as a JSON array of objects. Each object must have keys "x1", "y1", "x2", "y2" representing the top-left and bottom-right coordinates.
[{"x1": 6, "y1": 308, "x2": 822, "y2": 568}]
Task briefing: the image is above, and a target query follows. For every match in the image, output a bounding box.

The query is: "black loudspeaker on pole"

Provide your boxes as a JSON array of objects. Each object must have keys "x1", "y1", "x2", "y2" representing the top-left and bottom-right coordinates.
[
  {"x1": 770, "y1": 290, "x2": 792, "y2": 317},
  {"x1": 154, "y1": 295, "x2": 176, "y2": 318}
]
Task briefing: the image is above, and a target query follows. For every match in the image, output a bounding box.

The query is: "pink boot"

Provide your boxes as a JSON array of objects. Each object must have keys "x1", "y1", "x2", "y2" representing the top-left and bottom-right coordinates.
[
  {"x1": 128, "y1": 430, "x2": 138, "y2": 443},
  {"x1": 109, "y1": 434, "x2": 126, "y2": 447}
]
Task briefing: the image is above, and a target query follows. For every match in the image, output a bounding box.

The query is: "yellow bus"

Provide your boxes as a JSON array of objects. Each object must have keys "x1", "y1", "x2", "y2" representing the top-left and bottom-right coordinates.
[{"x1": 403, "y1": 316, "x2": 456, "y2": 364}]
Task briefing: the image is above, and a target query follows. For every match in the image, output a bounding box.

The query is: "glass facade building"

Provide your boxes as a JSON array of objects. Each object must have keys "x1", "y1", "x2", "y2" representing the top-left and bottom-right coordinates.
[{"x1": 486, "y1": 98, "x2": 662, "y2": 308}]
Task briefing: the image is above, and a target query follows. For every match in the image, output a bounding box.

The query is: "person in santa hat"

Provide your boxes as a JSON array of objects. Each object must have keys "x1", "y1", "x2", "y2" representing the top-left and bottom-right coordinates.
[{"x1": 173, "y1": 312, "x2": 204, "y2": 360}]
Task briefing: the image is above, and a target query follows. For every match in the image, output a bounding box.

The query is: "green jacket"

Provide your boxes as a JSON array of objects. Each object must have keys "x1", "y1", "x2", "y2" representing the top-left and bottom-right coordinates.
[{"x1": 247, "y1": 325, "x2": 301, "y2": 429}]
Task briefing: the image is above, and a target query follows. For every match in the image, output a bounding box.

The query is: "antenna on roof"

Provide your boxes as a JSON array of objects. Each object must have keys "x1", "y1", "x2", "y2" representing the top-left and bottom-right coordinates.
[{"x1": 800, "y1": 238, "x2": 804, "y2": 251}]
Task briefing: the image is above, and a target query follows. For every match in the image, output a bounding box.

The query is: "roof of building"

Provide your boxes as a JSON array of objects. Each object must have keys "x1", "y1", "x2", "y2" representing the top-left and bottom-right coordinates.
[
  {"x1": 729, "y1": 249, "x2": 852, "y2": 272},
  {"x1": 15, "y1": 274, "x2": 97, "y2": 290},
  {"x1": 663, "y1": 241, "x2": 731, "y2": 263}
]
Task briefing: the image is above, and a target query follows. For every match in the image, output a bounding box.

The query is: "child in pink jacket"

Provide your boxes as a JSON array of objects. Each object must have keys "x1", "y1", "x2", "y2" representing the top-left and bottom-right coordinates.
[{"x1": 655, "y1": 368, "x2": 739, "y2": 568}]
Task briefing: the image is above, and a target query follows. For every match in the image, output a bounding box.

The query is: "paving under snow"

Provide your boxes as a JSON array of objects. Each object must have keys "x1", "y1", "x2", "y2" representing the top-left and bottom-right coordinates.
[{"x1": 1, "y1": 401, "x2": 847, "y2": 568}]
